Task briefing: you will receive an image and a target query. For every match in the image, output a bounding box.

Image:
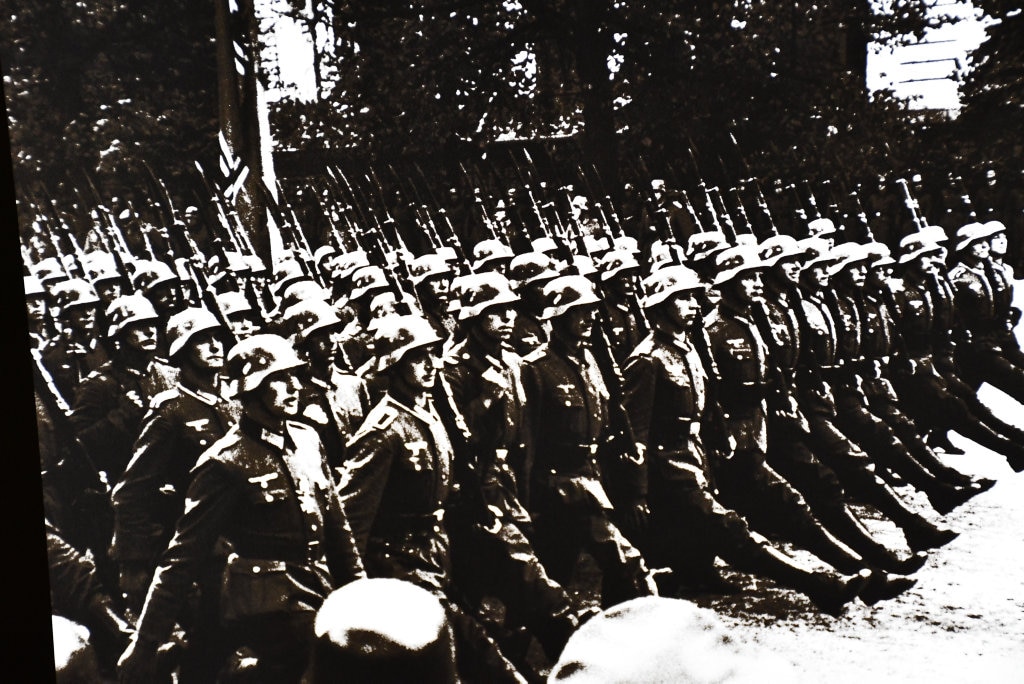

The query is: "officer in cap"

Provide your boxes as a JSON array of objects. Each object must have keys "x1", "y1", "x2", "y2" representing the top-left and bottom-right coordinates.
[
  {"x1": 118, "y1": 334, "x2": 366, "y2": 684},
  {"x1": 623, "y1": 264, "x2": 870, "y2": 614},
  {"x1": 337, "y1": 314, "x2": 525, "y2": 683},
  {"x1": 705, "y1": 246, "x2": 917, "y2": 595},
  {"x1": 436, "y1": 272, "x2": 584, "y2": 674},
  {"x1": 41, "y1": 278, "x2": 109, "y2": 405},
  {"x1": 111, "y1": 307, "x2": 240, "y2": 615},
  {"x1": 520, "y1": 274, "x2": 657, "y2": 609}
]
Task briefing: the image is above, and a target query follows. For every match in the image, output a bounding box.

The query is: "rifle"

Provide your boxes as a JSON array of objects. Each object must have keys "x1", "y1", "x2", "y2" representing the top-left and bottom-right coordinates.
[
  {"x1": 709, "y1": 187, "x2": 739, "y2": 245},
  {"x1": 894, "y1": 178, "x2": 926, "y2": 232}
]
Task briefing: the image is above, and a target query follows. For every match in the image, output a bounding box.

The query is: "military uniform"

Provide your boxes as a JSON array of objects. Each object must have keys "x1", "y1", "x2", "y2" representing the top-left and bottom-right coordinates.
[
  {"x1": 130, "y1": 415, "x2": 365, "y2": 683},
  {"x1": 521, "y1": 337, "x2": 654, "y2": 607},
  {"x1": 296, "y1": 369, "x2": 371, "y2": 475},
  {"x1": 41, "y1": 336, "x2": 109, "y2": 406},
  {"x1": 339, "y1": 391, "x2": 524, "y2": 683},
  {"x1": 111, "y1": 382, "x2": 240, "y2": 589}
]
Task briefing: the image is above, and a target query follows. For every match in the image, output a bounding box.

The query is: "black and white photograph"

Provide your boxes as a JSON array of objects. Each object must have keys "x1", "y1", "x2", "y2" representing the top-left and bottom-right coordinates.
[{"x1": 3, "y1": 1, "x2": 1023, "y2": 681}]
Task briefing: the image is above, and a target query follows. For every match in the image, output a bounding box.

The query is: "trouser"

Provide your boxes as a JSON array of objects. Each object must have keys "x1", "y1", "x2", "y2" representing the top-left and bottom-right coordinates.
[
  {"x1": 956, "y1": 343, "x2": 1024, "y2": 405},
  {"x1": 831, "y1": 383, "x2": 954, "y2": 499},
  {"x1": 448, "y1": 514, "x2": 577, "y2": 664},
  {"x1": 644, "y1": 462, "x2": 842, "y2": 596},
  {"x1": 530, "y1": 485, "x2": 653, "y2": 610},
  {"x1": 709, "y1": 449, "x2": 865, "y2": 575},
  {"x1": 765, "y1": 417, "x2": 903, "y2": 570},
  {"x1": 892, "y1": 360, "x2": 1024, "y2": 462},
  {"x1": 366, "y1": 528, "x2": 524, "y2": 684}
]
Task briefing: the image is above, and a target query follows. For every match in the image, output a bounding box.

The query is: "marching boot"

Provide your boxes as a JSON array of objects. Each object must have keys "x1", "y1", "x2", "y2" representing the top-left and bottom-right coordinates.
[
  {"x1": 857, "y1": 569, "x2": 917, "y2": 606},
  {"x1": 903, "y1": 518, "x2": 959, "y2": 552}
]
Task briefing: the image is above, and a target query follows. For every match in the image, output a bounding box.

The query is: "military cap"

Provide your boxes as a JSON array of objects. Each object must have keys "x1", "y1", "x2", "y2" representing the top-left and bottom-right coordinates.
[
  {"x1": 570, "y1": 254, "x2": 599, "y2": 278},
  {"x1": 541, "y1": 275, "x2": 602, "y2": 319},
  {"x1": 826, "y1": 242, "x2": 872, "y2": 276},
  {"x1": 508, "y1": 252, "x2": 561, "y2": 290},
  {"x1": 281, "y1": 279, "x2": 331, "y2": 310},
  {"x1": 641, "y1": 265, "x2": 705, "y2": 308},
  {"x1": 271, "y1": 258, "x2": 307, "y2": 297},
  {"x1": 308, "y1": 578, "x2": 455, "y2": 684},
  {"x1": 982, "y1": 219, "x2": 1007, "y2": 235},
  {"x1": 216, "y1": 290, "x2": 253, "y2": 317},
  {"x1": 106, "y1": 294, "x2": 159, "y2": 337},
  {"x1": 284, "y1": 298, "x2": 343, "y2": 345},
  {"x1": 598, "y1": 249, "x2": 641, "y2": 281},
  {"x1": 51, "y1": 278, "x2": 101, "y2": 312},
  {"x1": 713, "y1": 245, "x2": 767, "y2": 285},
  {"x1": 758, "y1": 234, "x2": 803, "y2": 267},
  {"x1": 613, "y1": 235, "x2": 641, "y2": 256},
  {"x1": 584, "y1": 235, "x2": 613, "y2": 259},
  {"x1": 228, "y1": 333, "x2": 305, "y2": 394},
  {"x1": 456, "y1": 272, "x2": 519, "y2": 320},
  {"x1": 23, "y1": 274, "x2": 45, "y2": 298},
  {"x1": 32, "y1": 257, "x2": 69, "y2": 284},
  {"x1": 334, "y1": 250, "x2": 371, "y2": 281},
  {"x1": 131, "y1": 259, "x2": 179, "y2": 293},
  {"x1": 409, "y1": 253, "x2": 451, "y2": 287},
  {"x1": 471, "y1": 239, "x2": 515, "y2": 271},
  {"x1": 955, "y1": 221, "x2": 1002, "y2": 252},
  {"x1": 807, "y1": 217, "x2": 837, "y2": 238},
  {"x1": 685, "y1": 231, "x2": 728, "y2": 263},
  {"x1": 374, "y1": 314, "x2": 443, "y2": 372},
  {"x1": 862, "y1": 242, "x2": 896, "y2": 268},
  {"x1": 531, "y1": 236, "x2": 560, "y2": 256},
  {"x1": 650, "y1": 240, "x2": 687, "y2": 272},
  {"x1": 349, "y1": 265, "x2": 390, "y2": 300},
  {"x1": 81, "y1": 251, "x2": 121, "y2": 285},
  {"x1": 367, "y1": 292, "x2": 405, "y2": 333},
  {"x1": 898, "y1": 236, "x2": 943, "y2": 264},
  {"x1": 167, "y1": 307, "x2": 223, "y2": 358},
  {"x1": 314, "y1": 245, "x2": 338, "y2": 269}
]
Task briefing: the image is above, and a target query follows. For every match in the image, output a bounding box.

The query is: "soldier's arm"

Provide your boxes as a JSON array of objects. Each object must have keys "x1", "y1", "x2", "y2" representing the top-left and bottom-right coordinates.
[
  {"x1": 314, "y1": 434, "x2": 366, "y2": 584},
  {"x1": 111, "y1": 404, "x2": 179, "y2": 564},
  {"x1": 336, "y1": 429, "x2": 396, "y2": 555},
  {"x1": 439, "y1": 363, "x2": 503, "y2": 448},
  {"x1": 621, "y1": 354, "x2": 657, "y2": 448},
  {"x1": 133, "y1": 459, "x2": 240, "y2": 646},
  {"x1": 71, "y1": 372, "x2": 145, "y2": 473}
]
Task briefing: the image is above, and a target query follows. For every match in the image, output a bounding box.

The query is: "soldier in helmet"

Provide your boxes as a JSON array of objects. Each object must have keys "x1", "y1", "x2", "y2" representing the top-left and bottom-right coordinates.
[
  {"x1": 507, "y1": 252, "x2": 560, "y2": 358},
  {"x1": 338, "y1": 265, "x2": 392, "y2": 374},
  {"x1": 596, "y1": 248, "x2": 646, "y2": 364},
  {"x1": 471, "y1": 239, "x2": 515, "y2": 275},
  {"x1": 520, "y1": 275, "x2": 657, "y2": 609},
  {"x1": 949, "y1": 222, "x2": 1024, "y2": 403},
  {"x1": 118, "y1": 334, "x2": 365, "y2": 684},
  {"x1": 24, "y1": 274, "x2": 50, "y2": 352},
  {"x1": 704, "y1": 245, "x2": 926, "y2": 602},
  {"x1": 437, "y1": 272, "x2": 584, "y2": 674},
  {"x1": 131, "y1": 259, "x2": 185, "y2": 358},
  {"x1": 410, "y1": 253, "x2": 456, "y2": 341},
  {"x1": 110, "y1": 307, "x2": 240, "y2": 614},
  {"x1": 41, "y1": 278, "x2": 109, "y2": 406},
  {"x1": 285, "y1": 298, "x2": 371, "y2": 474},
  {"x1": 622, "y1": 265, "x2": 870, "y2": 614},
  {"x1": 217, "y1": 289, "x2": 261, "y2": 341},
  {"x1": 982, "y1": 220, "x2": 1024, "y2": 367},
  {"x1": 337, "y1": 314, "x2": 524, "y2": 682}
]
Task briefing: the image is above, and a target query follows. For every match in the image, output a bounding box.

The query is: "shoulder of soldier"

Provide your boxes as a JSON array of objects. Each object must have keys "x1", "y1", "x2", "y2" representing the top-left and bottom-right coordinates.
[
  {"x1": 345, "y1": 397, "x2": 403, "y2": 448},
  {"x1": 284, "y1": 419, "x2": 323, "y2": 448},
  {"x1": 521, "y1": 342, "x2": 550, "y2": 366},
  {"x1": 148, "y1": 387, "x2": 182, "y2": 411},
  {"x1": 192, "y1": 424, "x2": 244, "y2": 472},
  {"x1": 947, "y1": 263, "x2": 969, "y2": 280},
  {"x1": 627, "y1": 334, "x2": 658, "y2": 362},
  {"x1": 441, "y1": 339, "x2": 470, "y2": 367}
]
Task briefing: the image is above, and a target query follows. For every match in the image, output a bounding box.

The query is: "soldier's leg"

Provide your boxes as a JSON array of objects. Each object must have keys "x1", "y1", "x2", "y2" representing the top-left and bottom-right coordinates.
[
  {"x1": 766, "y1": 429, "x2": 922, "y2": 574},
  {"x1": 584, "y1": 510, "x2": 656, "y2": 608},
  {"x1": 957, "y1": 346, "x2": 1024, "y2": 404},
  {"x1": 710, "y1": 451, "x2": 865, "y2": 575},
  {"x1": 832, "y1": 389, "x2": 972, "y2": 513},
  {"x1": 805, "y1": 414, "x2": 959, "y2": 553},
  {"x1": 939, "y1": 365, "x2": 1024, "y2": 445},
  {"x1": 896, "y1": 368, "x2": 1024, "y2": 470}
]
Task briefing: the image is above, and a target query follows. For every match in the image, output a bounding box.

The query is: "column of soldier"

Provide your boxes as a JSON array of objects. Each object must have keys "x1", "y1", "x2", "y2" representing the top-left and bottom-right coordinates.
[{"x1": 25, "y1": 158, "x2": 1024, "y2": 683}]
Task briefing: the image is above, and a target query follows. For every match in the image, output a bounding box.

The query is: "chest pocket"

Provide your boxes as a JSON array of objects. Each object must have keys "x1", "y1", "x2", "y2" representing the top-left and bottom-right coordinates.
[
  {"x1": 246, "y1": 472, "x2": 290, "y2": 505},
  {"x1": 551, "y1": 382, "x2": 589, "y2": 436}
]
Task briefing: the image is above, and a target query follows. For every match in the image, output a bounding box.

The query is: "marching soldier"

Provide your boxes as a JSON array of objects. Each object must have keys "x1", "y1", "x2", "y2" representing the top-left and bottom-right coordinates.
[
  {"x1": 24, "y1": 274, "x2": 50, "y2": 352},
  {"x1": 520, "y1": 275, "x2": 657, "y2": 609},
  {"x1": 110, "y1": 307, "x2": 239, "y2": 614},
  {"x1": 596, "y1": 248, "x2": 646, "y2": 364},
  {"x1": 437, "y1": 273, "x2": 584, "y2": 674},
  {"x1": 984, "y1": 220, "x2": 1024, "y2": 368},
  {"x1": 130, "y1": 259, "x2": 186, "y2": 358},
  {"x1": 704, "y1": 245, "x2": 926, "y2": 600},
  {"x1": 118, "y1": 334, "x2": 366, "y2": 683},
  {"x1": 410, "y1": 253, "x2": 456, "y2": 341},
  {"x1": 338, "y1": 265, "x2": 392, "y2": 374},
  {"x1": 623, "y1": 265, "x2": 870, "y2": 614},
  {"x1": 41, "y1": 278, "x2": 109, "y2": 405},
  {"x1": 507, "y1": 251, "x2": 560, "y2": 357},
  {"x1": 337, "y1": 314, "x2": 525, "y2": 682}
]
